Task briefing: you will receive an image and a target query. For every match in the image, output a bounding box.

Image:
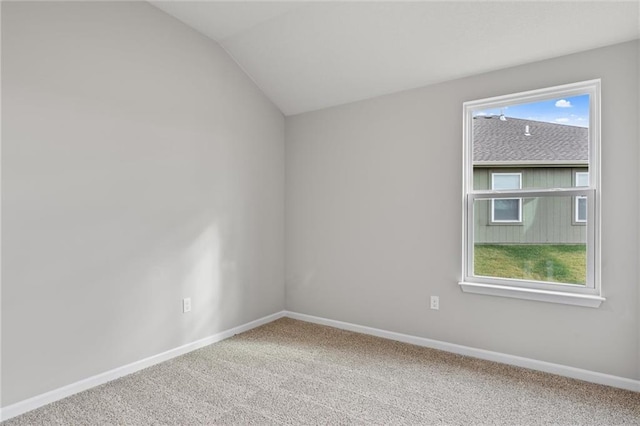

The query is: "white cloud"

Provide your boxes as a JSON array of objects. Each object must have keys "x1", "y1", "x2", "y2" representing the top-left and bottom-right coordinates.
[
  {"x1": 475, "y1": 112, "x2": 488, "y2": 116},
  {"x1": 555, "y1": 99, "x2": 572, "y2": 108},
  {"x1": 555, "y1": 118, "x2": 570, "y2": 123}
]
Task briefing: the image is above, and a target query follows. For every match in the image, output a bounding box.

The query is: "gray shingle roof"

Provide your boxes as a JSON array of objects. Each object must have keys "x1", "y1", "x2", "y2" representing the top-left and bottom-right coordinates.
[{"x1": 473, "y1": 116, "x2": 588, "y2": 164}]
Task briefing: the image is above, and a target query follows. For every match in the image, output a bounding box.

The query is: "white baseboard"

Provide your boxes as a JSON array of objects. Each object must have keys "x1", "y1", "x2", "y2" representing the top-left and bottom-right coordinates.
[
  {"x1": 285, "y1": 311, "x2": 640, "y2": 393},
  {"x1": 3, "y1": 309, "x2": 638, "y2": 421},
  {"x1": 0, "y1": 311, "x2": 286, "y2": 422}
]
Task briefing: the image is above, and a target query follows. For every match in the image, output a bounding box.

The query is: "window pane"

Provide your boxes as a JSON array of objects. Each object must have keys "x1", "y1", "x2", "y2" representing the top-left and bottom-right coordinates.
[
  {"x1": 493, "y1": 199, "x2": 520, "y2": 221},
  {"x1": 577, "y1": 197, "x2": 587, "y2": 222},
  {"x1": 493, "y1": 174, "x2": 520, "y2": 190},
  {"x1": 472, "y1": 94, "x2": 590, "y2": 191},
  {"x1": 576, "y1": 172, "x2": 589, "y2": 187},
  {"x1": 474, "y1": 196, "x2": 587, "y2": 285}
]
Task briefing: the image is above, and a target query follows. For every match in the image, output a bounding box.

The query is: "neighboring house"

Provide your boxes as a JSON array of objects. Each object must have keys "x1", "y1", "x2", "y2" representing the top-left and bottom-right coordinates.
[{"x1": 473, "y1": 116, "x2": 588, "y2": 244}]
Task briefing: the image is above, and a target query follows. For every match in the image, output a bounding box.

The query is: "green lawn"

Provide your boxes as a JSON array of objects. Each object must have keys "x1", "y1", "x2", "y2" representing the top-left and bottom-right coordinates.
[{"x1": 474, "y1": 244, "x2": 586, "y2": 285}]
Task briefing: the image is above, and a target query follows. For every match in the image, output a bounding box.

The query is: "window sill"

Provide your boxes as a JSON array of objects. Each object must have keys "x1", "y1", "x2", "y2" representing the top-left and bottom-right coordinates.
[{"x1": 458, "y1": 281, "x2": 605, "y2": 308}]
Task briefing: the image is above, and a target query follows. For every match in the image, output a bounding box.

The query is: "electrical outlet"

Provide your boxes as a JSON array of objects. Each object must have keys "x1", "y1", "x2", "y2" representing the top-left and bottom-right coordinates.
[
  {"x1": 183, "y1": 297, "x2": 192, "y2": 313},
  {"x1": 430, "y1": 296, "x2": 439, "y2": 310}
]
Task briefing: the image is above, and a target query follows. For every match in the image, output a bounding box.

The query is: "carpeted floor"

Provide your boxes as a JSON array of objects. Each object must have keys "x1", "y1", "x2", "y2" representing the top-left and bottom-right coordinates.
[{"x1": 4, "y1": 317, "x2": 640, "y2": 425}]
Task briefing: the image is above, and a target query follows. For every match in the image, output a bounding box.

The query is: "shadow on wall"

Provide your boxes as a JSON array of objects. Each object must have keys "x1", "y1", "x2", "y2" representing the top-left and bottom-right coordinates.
[
  {"x1": 110, "y1": 213, "x2": 245, "y2": 354},
  {"x1": 3, "y1": 209, "x2": 246, "y2": 401}
]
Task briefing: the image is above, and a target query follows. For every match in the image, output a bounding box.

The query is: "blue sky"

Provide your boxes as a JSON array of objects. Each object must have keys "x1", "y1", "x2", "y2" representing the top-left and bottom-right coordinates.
[{"x1": 473, "y1": 94, "x2": 590, "y2": 127}]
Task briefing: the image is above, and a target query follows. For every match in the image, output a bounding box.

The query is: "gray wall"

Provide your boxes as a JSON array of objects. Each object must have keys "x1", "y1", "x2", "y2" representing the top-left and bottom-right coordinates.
[
  {"x1": 2, "y1": 2, "x2": 284, "y2": 406},
  {"x1": 474, "y1": 168, "x2": 587, "y2": 244},
  {"x1": 286, "y1": 41, "x2": 639, "y2": 379},
  {"x1": 2, "y1": 0, "x2": 638, "y2": 410}
]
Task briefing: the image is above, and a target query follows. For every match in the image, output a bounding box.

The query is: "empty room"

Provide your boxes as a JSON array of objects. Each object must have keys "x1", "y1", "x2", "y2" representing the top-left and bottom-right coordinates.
[{"x1": 2, "y1": 1, "x2": 640, "y2": 424}]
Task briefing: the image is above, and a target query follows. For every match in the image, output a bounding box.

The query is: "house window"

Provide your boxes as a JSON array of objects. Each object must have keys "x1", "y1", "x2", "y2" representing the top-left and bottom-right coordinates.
[
  {"x1": 575, "y1": 172, "x2": 589, "y2": 223},
  {"x1": 491, "y1": 173, "x2": 522, "y2": 223},
  {"x1": 460, "y1": 80, "x2": 603, "y2": 308}
]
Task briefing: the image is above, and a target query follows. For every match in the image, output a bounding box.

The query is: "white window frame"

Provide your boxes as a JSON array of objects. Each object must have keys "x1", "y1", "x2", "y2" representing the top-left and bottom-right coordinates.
[
  {"x1": 460, "y1": 80, "x2": 603, "y2": 308},
  {"x1": 575, "y1": 172, "x2": 589, "y2": 224},
  {"x1": 490, "y1": 172, "x2": 522, "y2": 223}
]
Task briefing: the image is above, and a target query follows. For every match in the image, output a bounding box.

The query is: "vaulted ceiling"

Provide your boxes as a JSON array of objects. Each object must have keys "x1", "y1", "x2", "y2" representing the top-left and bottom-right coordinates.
[{"x1": 151, "y1": 1, "x2": 640, "y2": 116}]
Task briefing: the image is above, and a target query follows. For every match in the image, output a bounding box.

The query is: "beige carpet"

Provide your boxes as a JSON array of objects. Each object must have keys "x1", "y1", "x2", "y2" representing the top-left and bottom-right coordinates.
[{"x1": 3, "y1": 318, "x2": 640, "y2": 425}]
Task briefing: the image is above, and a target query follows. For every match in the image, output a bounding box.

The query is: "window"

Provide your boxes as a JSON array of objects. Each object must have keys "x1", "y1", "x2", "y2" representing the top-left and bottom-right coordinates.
[
  {"x1": 460, "y1": 80, "x2": 603, "y2": 307},
  {"x1": 491, "y1": 173, "x2": 522, "y2": 223},
  {"x1": 575, "y1": 172, "x2": 589, "y2": 223}
]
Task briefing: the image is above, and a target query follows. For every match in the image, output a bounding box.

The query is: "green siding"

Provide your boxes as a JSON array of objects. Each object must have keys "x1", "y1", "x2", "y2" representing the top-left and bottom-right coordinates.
[{"x1": 473, "y1": 168, "x2": 587, "y2": 244}]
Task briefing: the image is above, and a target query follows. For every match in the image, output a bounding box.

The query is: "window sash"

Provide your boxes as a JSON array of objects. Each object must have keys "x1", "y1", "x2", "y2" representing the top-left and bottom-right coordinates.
[
  {"x1": 466, "y1": 190, "x2": 596, "y2": 293},
  {"x1": 470, "y1": 188, "x2": 592, "y2": 199}
]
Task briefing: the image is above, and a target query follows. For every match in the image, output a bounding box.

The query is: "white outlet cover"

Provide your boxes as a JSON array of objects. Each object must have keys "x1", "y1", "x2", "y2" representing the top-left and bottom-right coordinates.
[
  {"x1": 430, "y1": 296, "x2": 439, "y2": 310},
  {"x1": 183, "y1": 298, "x2": 192, "y2": 313}
]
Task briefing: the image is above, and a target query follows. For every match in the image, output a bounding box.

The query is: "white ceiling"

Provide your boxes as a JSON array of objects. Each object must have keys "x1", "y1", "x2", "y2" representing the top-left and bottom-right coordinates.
[{"x1": 151, "y1": 1, "x2": 640, "y2": 116}]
